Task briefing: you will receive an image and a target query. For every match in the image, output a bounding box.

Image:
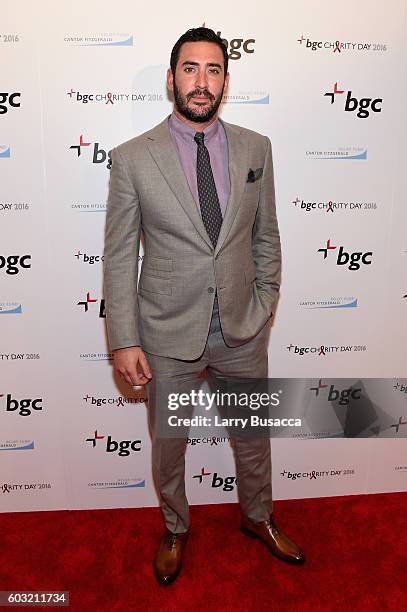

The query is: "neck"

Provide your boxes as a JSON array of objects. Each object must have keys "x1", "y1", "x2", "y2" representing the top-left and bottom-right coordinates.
[{"x1": 172, "y1": 108, "x2": 219, "y2": 132}]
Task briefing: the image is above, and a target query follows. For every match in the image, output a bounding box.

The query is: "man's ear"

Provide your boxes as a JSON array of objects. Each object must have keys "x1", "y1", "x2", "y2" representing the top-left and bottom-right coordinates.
[
  {"x1": 224, "y1": 72, "x2": 230, "y2": 93},
  {"x1": 167, "y1": 67, "x2": 174, "y2": 93}
]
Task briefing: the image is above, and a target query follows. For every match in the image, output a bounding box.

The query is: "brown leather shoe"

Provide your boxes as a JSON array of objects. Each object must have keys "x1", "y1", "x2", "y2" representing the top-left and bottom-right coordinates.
[
  {"x1": 241, "y1": 515, "x2": 305, "y2": 564},
  {"x1": 153, "y1": 531, "x2": 188, "y2": 585}
]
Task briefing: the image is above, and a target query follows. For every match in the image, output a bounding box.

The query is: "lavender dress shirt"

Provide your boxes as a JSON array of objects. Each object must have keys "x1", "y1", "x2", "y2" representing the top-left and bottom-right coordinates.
[{"x1": 168, "y1": 112, "x2": 230, "y2": 218}]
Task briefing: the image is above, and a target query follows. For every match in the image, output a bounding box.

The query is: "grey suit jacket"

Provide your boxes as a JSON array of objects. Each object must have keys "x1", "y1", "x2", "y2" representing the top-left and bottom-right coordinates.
[{"x1": 103, "y1": 116, "x2": 281, "y2": 360}]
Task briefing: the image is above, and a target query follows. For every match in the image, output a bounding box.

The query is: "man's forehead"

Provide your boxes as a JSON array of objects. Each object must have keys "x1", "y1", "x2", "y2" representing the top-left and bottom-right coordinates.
[{"x1": 178, "y1": 41, "x2": 224, "y2": 63}]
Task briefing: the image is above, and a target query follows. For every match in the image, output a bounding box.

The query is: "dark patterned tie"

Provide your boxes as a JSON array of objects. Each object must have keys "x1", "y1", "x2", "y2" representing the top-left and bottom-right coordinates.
[{"x1": 194, "y1": 131, "x2": 223, "y2": 248}]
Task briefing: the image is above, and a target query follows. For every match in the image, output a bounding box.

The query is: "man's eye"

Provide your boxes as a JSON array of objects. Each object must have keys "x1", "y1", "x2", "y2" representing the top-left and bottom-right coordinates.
[
  {"x1": 184, "y1": 67, "x2": 195, "y2": 73},
  {"x1": 209, "y1": 68, "x2": 220, "y2": 74}
]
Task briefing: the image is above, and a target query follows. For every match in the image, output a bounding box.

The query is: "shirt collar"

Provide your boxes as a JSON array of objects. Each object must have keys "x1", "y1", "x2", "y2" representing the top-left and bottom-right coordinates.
[{"x1": 169, "y1": 111, "x2": 220, "y2": 145}]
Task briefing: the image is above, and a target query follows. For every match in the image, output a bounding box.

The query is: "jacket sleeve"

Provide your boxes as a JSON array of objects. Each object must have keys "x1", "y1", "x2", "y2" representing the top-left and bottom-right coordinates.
[
  {"x1": 103, "y1": 146, "x2": 142, "y2": 351},
  {"x1": 251, "y1": 136, "x2": 282, "y2": 315}
]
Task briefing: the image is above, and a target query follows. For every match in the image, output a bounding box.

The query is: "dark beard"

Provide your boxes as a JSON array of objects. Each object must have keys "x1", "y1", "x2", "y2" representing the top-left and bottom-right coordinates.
[{"x1": 173, "y1": 80, "x2": 224, "y2": 123}]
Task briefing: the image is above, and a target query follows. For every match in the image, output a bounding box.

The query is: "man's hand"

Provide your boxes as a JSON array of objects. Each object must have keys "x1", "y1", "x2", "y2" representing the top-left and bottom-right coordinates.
[{"x1": 113, "y1": 346, "x2": 152, "y2": 387}]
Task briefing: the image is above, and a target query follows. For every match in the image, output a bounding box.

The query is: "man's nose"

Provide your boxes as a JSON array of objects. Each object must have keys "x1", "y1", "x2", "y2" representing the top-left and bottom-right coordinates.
[{"x1": 195, "y1": 68, "x2": 209, "y2": 89}]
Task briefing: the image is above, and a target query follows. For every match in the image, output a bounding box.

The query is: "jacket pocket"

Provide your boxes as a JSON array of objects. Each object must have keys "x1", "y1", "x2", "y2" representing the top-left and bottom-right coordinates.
[{"x1": 143, "y1": 256, "x2": 173, "y2": 272}]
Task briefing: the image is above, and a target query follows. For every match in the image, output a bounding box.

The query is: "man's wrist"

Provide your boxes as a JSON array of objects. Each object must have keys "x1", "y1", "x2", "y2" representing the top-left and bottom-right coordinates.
[{"x1": 113, "y1": 344, "x2": 141, "y2": 352}]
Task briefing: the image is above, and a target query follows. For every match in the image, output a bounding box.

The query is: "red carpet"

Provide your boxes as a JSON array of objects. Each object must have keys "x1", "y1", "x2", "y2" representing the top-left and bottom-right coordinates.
[{"x1": 1, "y1": 493, "x2": 406, "y2": 611}]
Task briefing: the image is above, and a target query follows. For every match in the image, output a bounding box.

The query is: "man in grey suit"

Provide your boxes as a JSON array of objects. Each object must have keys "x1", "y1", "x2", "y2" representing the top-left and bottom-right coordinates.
[{"x1": 103, "y1": 27, "x2": 304, "y2": 585}]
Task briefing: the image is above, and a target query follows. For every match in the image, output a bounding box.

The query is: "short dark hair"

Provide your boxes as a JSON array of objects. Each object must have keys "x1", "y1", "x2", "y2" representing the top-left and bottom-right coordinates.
[{"x1": 170, "y1": 27, "x2": 228, "y2": 76}]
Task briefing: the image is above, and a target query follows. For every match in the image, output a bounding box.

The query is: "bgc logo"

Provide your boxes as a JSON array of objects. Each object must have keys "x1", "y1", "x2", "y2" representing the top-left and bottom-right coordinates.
[
  {"x1": 0, "y1": 92, "x2": 21, "y2": 114},
  {"x1": 317, "y1": 239, "x2": 372, "y2": 271},
  {"x1": 202, "y1": 24, "x2": 255, "y2": 60},
  {"x1": 193, "y1": 467, "x2": 236, "y2": 491},
  {"x1": 70, "y1": 135, "x2": 112, "y2": 169},
  {"x1": 216, "y1": 31, "x2": 255, "y2": 60},
  {"x1": 0, "y1": 255, "x2": 31, "y2": 275},
  {"x1": 394, "y1": 382, "x2": 407, "y2": 394},
  {"x1": 75, "y1": 251, "x2": 104, "y2": 265},
  {"x1": 86, "y1": 430, "x2": 141, "y2": 456},
  {"x1": 1, "y1": 393, "x2": 43, "y2": 416},
  {"x1": 390, "y1": 417, "x2": 407, "y2": 434},
  {"x1": 310, "y1": 380, "x2": 361, "y2": 406},
  {"x1": 324, "y1": 82, "x2": 383, "y2": 118},
  {"x1": 77, "y1": 293, "x2": 105, "y2": 317}
]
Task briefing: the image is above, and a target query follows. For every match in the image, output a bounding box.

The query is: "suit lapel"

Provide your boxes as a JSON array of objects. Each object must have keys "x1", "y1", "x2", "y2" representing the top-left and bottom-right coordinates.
[
  {"x1": 146, "y1": 118, "x2": 213, "y2": 250},
  {"x1": 145, "y1": 116, "x2": 249, "y2": 255},
  {"x1": 215, "y1": 120, "x2": 249, "y2": 256}
]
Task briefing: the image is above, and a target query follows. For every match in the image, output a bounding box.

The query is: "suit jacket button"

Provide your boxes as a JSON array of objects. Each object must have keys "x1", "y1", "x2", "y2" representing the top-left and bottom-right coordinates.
[{"x1": 207, "y1": 287, "x2": 215, "y2": 293}]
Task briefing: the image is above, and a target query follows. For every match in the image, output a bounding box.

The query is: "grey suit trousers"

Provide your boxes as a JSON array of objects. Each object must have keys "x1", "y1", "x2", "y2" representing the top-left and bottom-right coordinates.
[{"x1": 145, "y1": 296, "x2": 273, "y2": 534}]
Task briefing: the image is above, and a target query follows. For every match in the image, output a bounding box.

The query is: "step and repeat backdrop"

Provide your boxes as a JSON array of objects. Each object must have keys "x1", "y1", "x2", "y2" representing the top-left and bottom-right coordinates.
[{"x1": 1, "y1": 0, "x2": 406, "y2": 512}]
